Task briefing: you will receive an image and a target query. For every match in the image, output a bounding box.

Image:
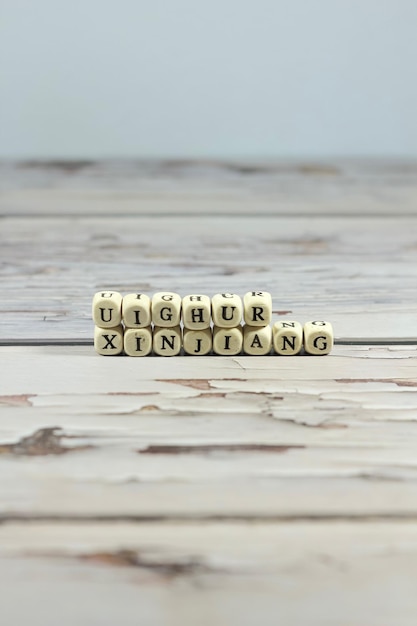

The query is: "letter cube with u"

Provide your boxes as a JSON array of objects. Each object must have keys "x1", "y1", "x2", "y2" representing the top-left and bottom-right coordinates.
[
  {"x1": 211, "y1": 293, "x2": 243, "y2": 328},
  {"x1": 92, "y1": 291, "x2": 122, "y2": 328}
]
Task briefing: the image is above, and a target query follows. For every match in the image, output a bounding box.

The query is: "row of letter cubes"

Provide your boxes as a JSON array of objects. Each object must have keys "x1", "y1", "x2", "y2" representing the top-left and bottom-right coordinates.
[
  {"x1": 93, "y1": 291, "x2": 275, "y2": 329},
  {"x1": 92, "y1": 291, "x2": 333, "y2": 356}
]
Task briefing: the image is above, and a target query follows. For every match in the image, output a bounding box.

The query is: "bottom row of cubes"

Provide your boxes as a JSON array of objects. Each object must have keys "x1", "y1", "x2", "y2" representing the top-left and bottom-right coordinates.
[{"x1": 94, "y1": 320, "x2": 333, "y2": 356}]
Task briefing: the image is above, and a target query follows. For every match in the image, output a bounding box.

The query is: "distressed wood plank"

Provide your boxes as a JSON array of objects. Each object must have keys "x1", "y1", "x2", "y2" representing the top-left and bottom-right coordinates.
[
  {"x1": 1, "y1": 216, "x2": 417, "y2": 340},
  {"x1": 0, "y1": 521, "x2": 417, "y2": 626},
  {"x1": 1, "y1": 159, "x2": 417, "y2": 216},
  {"x1": 0, "y1": 346, "x2": 416, "y2": 518}
]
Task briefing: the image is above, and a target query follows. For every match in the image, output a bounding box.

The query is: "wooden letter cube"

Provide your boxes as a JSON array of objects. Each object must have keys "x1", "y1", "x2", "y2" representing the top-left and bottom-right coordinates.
[
  {"x1": 211, "y1": 293, "x2": 243, "y2": 328},
  {"x1": 92, "y1": 291, "x2": 122, "y2": 328},
  {"x1": 213, "y1": 326, "x2": 243, "y2": 355},
  {"x1": 273, "y1": 321, "x2": 303, "y2": 355},
  {"x1": 151, "y1": 292, "x2": 181, "y2": 327},
  {"x1": 243, "y1": 291, "x2": 272, "y2": 326},
  {"x1": 183, "y1": 328, "x2": 212, "y2": 355},
  {"x1": 243, "y1": 325, "x2": 272, "y2": 355},
  {"x1": 303, "y1": 321, "x2": 334, "y2": 355},
  {"x1": 153, "y1": 326, "x2": 182, "y2": 356},
  {"x1": 122, "y1": 293, "x2": 151, "y2": 328},
  {"x1": 182, "y1": 294, "x2": 211, "y2": 330},
  {"x1": 124, "y1": 327, "x2": 152, "y2": 356},
  {"x1": 94, "y1": 325, "x2": 124, "y2": 355}
]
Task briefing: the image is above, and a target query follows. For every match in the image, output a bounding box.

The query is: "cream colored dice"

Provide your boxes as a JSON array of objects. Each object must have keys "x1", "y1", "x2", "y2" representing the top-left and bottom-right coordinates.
[
  {"x1": 94, "y1": 325, "x2": 124, "y2": 356},
  {"x1": 183, "y1": 328, "x2": 212, "y2": 355},
  {"x1": 124, "y1": 327, "x2": 152, "y2": 356},
  {"x1": 122, "y1": 293, "x2": 151, "y2": 328},
  {"x1": 304, "y1": 321, "x2": 334, "y2": 355},
  {"x1": 151, "y1": 292, "x2": 181, "y2": 327},
  {"x1": 211, "y1": 293, "x2": 242, "y2": 328},
  {"x1": 273, "y1": 321, "x2": 303, "y2": 355},
  {"x1": 182, "y1": 294, "x2": 211, "y2": 330},
  {"x1": 213, "y1": 326, "x2": 243, "y2": 355},
  {"x1": 92, "y1": 291, "x2": 122, "y2": 328},
  {"x1": 153, "y1": 325, "x2": 182, "y2": 356},
  {"x1": 243, "y1": 325, "x2": 272, "y2": 355},
  {"x1": 243, "y1": 291, "x2": 272, "y2": 326}
]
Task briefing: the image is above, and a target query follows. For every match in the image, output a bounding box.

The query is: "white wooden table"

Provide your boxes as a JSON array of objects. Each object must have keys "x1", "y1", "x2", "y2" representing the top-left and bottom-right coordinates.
[{"x1": 1, "y1": 160, "x2": 417, "y2": 625}]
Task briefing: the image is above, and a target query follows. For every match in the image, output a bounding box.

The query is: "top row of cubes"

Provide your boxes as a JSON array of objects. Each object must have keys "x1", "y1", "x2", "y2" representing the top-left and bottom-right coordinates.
[{"x1": 93, "y1": 291, "x2": 272, "y2": 329}]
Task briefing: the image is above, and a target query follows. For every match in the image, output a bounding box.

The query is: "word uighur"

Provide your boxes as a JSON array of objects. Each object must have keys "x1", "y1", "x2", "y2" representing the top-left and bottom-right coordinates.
[{"x1": 92, "y1": 291, "x2": 333, "y2": 357}]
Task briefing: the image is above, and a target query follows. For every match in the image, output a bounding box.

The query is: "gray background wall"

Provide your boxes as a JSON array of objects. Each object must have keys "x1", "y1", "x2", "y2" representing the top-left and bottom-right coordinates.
[{"x1": 1, "y1": 0, "x2": 416, "y2": 158}]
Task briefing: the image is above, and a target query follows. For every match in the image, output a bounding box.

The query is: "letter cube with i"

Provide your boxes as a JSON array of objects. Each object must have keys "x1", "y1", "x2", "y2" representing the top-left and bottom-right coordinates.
[
  {"x1": 92, "y1": 291, "x2": 122, "y2": 328},
  {"x1": 213, "y1": 326, "x2": 243, "y2": 355},
  {"x1": 303, "y1": 321, "x2": 334, "y2": 355},
  {"x1": 243, "y1": 291, "x2": 272, "y2": 326},
  {"x1": 211, "y1": 293, "x2": 243, "y2": 328},
  {"x1": 273, "y1": 321, "x2": 303, "y2": 355},
  {"x1": 122, "y1": 293, "x2": 151, "y2": 328},
  {"x1": 183, "y1": 328, "x2": 212, "y2": 355},
  {"x1": 124, "y1": 327, "x2": 153, "y2": 356},
  {"x1": 152, "y1": 292, "x2": 181, "y2": 327},
  {"x1": 94, "y1": 325, "x2": 124, "y2": 355},
  {"x1": 243, "y1": 325, "x2": 272, "y2": 355},
  {"x1": 182, "y1": 294, "x2": 211, "y2": 330},
  {"x1": 153, "y1": 326, "x2": 182, "y2": 356}
]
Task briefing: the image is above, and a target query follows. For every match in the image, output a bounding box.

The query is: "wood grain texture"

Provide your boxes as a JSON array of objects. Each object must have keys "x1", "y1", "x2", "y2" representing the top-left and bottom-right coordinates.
[
  {"x1": 1, "y1": 161, "x2": 417, "y2": 625},
  {"x1": 1, "y1": 215, "x2": 417, "y2": 340}
]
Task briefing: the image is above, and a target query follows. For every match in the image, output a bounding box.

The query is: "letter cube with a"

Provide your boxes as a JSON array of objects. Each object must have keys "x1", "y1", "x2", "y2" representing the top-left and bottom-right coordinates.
[
  {"x1": 273, "y1": 321, "x2": 303, "y2": 355},
  {"x1": 182, "y1": 294, "x2": 211, "y2": 330},
  {"x1": 303, "y1": 321, "x2": 334, "y2": 355},
  {"x1": 243, "y1": 325, "x2": 272, "y2": 355},
  {"x1": 211, "y1": 293, "x2": 243, "y2": 328},
  {"x1": 94, "y1": 325, "x2": 124, "y2": 355},
  {"x1": 124, "y1": 327, "x2": 153, "y2": 356},
  {"x1": 213, "y1": 326, "x2": 243, "y2": 355},
  {"x1": 153, "y1": 326, "x2": 182, "y2": 356},
  {"x1": 122, "y1": 293, "x2": 151, "y2": 328},
  {"x1": 152, "y1": 292, "x2": 181, "y2": 327},
  {"x1": 183, "y1": 328, "x2": 212, "y2": 355},
  {"x1": 243, "y1": 291, "x2": 272, "y2": 326},
  {"x1": 92, "y1": 291, "x2": 122, "y2": 328}
]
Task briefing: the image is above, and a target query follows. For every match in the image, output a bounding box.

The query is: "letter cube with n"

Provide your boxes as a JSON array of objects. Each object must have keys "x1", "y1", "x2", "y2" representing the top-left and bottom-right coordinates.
[
  {"x1": 243, "y1": 291, "x2": 272, "y2": 326},
  {"x1": 303, "y1": 321, "x2": 334, "y2": 355},
  {"x1": 182, "y1": 294, "x2": 211, "y2": 330},
  {"x1": 152, "y1": 292, "x2": 181, "y2": 327},
  {"x1": 273, "y1": 321, "x2": 303, "y2": 355},
  {"x1": 153, "y1": 326, "x2": 182, "y2": 356},
  {"x1": 92, "y1": 291, "x2": 122, "y2": 328}
]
